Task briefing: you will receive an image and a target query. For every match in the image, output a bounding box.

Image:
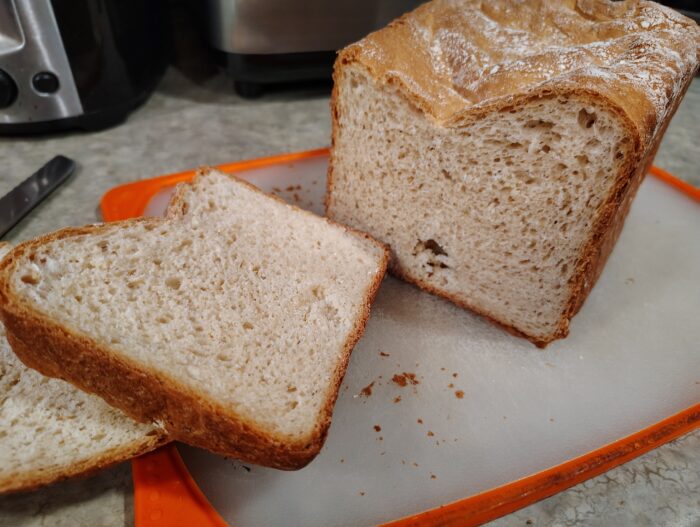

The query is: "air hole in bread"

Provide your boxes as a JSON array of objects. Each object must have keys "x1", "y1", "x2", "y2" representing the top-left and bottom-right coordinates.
[
  {"x1": 20, "y1": 274, "x2": 40, "y2": 285},
  {"x1": 525, "y1": 119, "x2": 554, "y2": 130},
  {"x1": 311, "y1": 285, "x2": 325, "y2": 299},
  {"x1": 416, "y1": 239, "x2": 447, "y2": 256},
  {"x1": 165, "y1": 277, "x2": 181, "y2": 290},
  {"x1": 578, "y1": 109, "x2": 597, "y2": 129}
]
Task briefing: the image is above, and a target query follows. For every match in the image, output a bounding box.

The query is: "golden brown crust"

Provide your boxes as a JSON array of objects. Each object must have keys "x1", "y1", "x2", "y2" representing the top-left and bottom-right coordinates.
[
  {"x1": 0, "y1": 339, "x2": 166, "y2": 495},
  {"x1": 0, "y1": 172, "x2": 389, "y2": 470},
  {"x1": 0, "y1": 241, "x2": 167, "y2": 494},
  {"x1": 338, "y1": 0, "x2": 699, "y2": 136},
  {"x1": 327, "y1": 0, "x2": 699, "y2": 347}
]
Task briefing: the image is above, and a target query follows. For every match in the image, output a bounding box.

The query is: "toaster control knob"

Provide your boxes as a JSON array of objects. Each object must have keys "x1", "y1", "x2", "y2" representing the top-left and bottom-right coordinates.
[
  {"x1": 32, "y1": 72, "x2": 60, "y2": 94},
  {"x1": 0, "y1": 69, "x2": 18, "y2": 108}
]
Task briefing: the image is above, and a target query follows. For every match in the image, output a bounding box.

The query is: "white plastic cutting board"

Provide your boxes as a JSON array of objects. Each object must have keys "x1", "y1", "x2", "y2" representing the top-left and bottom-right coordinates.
[{"x1": 145, "y1": 156, "x2": 700, "y2": 527}]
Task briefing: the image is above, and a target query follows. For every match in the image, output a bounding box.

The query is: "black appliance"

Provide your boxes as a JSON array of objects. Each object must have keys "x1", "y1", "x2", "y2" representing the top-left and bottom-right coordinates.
[
  {"x1": 0, "y1": 0, "x2": 169, "y2": 134},
  {"x1": 203, "y1": 0, "x2": 423, "y2": 97}
]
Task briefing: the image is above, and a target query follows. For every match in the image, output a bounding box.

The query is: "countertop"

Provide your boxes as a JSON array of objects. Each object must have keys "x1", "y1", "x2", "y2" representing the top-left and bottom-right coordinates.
[{"x1": 0, "y1": 69, "x2": 698, "y2": 527}]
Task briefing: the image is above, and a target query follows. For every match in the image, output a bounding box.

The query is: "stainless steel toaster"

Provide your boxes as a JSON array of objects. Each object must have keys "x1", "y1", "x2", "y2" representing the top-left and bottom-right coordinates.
[
  {"x1": 0, "y1": 0, "x2": 169, "y2": 135},
  {"x1": 203, "y1": 0, "x2": 422, "y2": 96}
]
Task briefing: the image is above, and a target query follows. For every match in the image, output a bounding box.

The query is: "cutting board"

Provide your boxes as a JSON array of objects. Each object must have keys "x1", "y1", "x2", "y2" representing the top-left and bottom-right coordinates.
[{"x1": 101, "y1": 149, "x2": 700, "y2": 527}]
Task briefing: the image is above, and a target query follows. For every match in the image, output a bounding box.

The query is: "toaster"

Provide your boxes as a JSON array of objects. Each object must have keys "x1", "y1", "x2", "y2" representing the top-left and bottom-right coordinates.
[
  {"x1": 0, "y1": 0, "x2": 169, "y2": 134},
  {"x1": 204, "y1": 0, "x2": 423, "y2": 97}
]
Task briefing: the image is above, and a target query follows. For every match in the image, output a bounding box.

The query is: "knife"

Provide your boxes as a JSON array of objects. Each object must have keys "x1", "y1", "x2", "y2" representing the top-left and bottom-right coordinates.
[{"x1": 0, "y1": 156, "x2": 76, "y2": 238}]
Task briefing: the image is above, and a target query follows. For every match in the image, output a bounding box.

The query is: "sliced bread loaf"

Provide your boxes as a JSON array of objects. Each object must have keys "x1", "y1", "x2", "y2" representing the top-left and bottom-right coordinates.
[
  {"x1": 326, "y1": 0, "x2": 699, "y2": 346},
  {"x1": 0, "y1": 170, "x2": 389, "y2": 469},
  {"x1": 0, "y1": 243, "x2": 165, "y2": 494}
]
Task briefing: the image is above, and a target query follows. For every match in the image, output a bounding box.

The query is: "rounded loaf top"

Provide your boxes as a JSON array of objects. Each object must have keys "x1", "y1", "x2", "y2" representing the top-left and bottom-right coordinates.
[{"x1": 340, "y1": 0, "x2": 700, "y2": 138}]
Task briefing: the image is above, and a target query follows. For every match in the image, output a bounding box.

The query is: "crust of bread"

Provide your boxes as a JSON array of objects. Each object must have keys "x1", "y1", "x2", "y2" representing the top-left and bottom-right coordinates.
[
  {"x1": 0, "y1": 171, "x2": 389, "y2": 470},
  {"x1": 0, "y1": 241, "x2": 167, "y2": 494},
  {"x1": 0, "y1": 337, "x2": 166, "y2": 494},
  {"x1": 326, "y1": 0, "x2": 699, "y2": 347}
]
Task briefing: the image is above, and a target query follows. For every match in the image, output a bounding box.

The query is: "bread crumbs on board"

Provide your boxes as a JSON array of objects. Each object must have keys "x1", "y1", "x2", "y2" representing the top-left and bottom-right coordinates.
[
  {"x1": 359, "y1": 381, "x2": 375, "y2": 397},
  {"x1": 455, "y1": 390, "x2": 464, "y2": 399},
  {"x1": 392, "y1": 372, "x2": 419, "y2": 387}
]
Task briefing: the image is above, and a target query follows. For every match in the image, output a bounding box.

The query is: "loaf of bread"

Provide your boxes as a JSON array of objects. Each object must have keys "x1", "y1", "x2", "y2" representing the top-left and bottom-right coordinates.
[
  {"x1": 0, "y1": 243, "x2": 165, "y2": 494},
  {"x1": 327, "y1": 0, "x2": 699, "y2": 346},
  {"x1": 0, "y1": 170, "x2": 388, "y2": 470}
]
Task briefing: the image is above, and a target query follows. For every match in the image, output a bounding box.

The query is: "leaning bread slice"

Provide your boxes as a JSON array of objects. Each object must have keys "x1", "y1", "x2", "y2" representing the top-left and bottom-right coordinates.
[
  {"x1": 327, "y1": 0, "x2": 699, "y2": 346},
  {"x1": 0, "y1": 170, "x2": 389, "y2": 469},
  {"x1": 0, "y1": 243, "x2": 165, "y2": 494}
]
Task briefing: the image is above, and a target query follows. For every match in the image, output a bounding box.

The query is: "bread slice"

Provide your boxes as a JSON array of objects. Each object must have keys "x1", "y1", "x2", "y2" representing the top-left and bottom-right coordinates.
[
  {"x1": 326, "y1": 0, "x2": 699, "y2": 346},
  {"x1": 0, "y1": 170, "x2": 389, "y2": 469},
  {"x1": 0, "y1": 243, "x2": 165, "y2": 494}
]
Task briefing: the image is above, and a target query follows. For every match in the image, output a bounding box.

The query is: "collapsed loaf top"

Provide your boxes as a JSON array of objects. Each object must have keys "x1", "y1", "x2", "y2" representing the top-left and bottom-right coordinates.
[{"x1": 339, "y1": 0, "x2": 699, "y2": 139}]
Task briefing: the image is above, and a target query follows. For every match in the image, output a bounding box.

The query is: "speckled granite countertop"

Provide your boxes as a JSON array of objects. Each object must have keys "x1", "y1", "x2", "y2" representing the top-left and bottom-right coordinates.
[{"x1": 0, "y1": 71, "x2": 698, "y2": 527}]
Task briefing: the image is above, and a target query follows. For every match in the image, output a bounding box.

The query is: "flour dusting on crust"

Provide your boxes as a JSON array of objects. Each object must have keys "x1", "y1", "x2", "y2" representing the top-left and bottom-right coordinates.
[{"x1": 344, "y1": 0, "x2": 699, "y2": 137}]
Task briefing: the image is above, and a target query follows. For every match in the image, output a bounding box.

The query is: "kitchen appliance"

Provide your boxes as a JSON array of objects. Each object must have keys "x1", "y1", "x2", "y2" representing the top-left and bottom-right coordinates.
[
  {"x1": 0, "y1": 0, "x2": 169, "y2": 134},
  {"x1": 203, "y1": 0, "x2": 423, "y2": 97}
]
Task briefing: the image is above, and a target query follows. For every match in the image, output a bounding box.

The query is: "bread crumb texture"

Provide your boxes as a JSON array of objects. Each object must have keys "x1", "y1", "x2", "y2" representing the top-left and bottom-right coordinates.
[
  {"x1": 329, "y1": 0, "x2": 698, "y2": 343},
  {"x1": 0, "y1": 245, "x2": 161, "y2": 492},
  {"x1": 4, "y1": 171, "x2": 387, "y2": 446}
]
